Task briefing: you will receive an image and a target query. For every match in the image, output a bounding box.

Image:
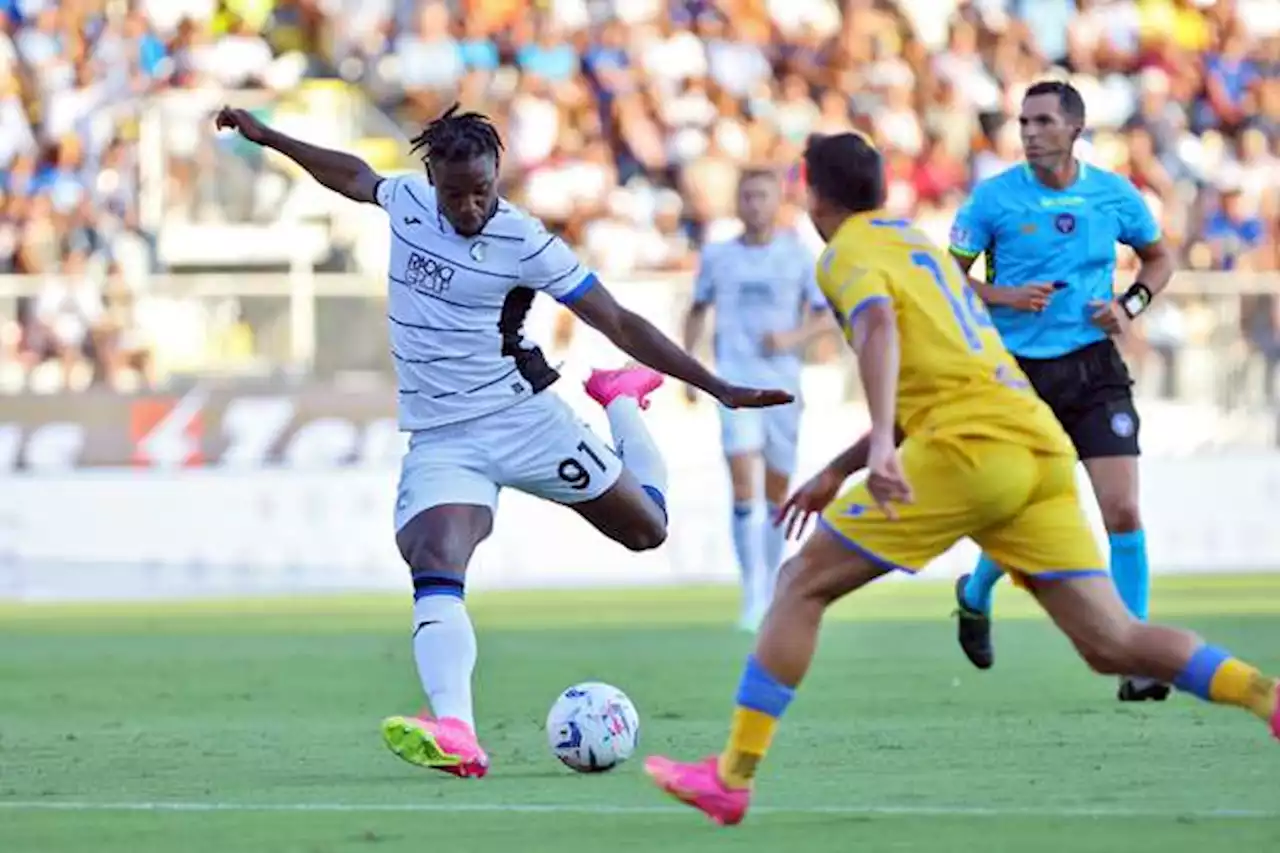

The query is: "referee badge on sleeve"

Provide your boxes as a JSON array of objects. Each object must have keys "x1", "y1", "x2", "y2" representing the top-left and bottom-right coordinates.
[{"x1": 1110, "y1": 412, "x2": 1135, "y2": 438}]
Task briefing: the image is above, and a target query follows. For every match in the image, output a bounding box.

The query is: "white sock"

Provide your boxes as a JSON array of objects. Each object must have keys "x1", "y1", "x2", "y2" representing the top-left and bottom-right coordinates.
[
  {"x1": 732, "y1": 501, "x2": 765, "y2": 611},
  {"x1": 412, "y1": 595, "x2": 477, "y2": 731},
  {"x1": 605, "y1": 397, "x2": 668, "y2": 510},
  {"x1": 763, "y1": 503, "x2": 787, "y2": 601}
]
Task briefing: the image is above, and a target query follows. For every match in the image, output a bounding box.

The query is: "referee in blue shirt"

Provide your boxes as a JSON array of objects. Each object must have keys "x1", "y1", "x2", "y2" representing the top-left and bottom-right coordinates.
[{"x1": 948, "y1": 81, "x2": 1176, "y2": 702}]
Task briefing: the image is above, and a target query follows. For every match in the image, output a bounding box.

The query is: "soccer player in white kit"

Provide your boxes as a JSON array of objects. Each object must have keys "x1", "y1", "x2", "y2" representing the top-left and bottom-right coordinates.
[
  {"x1": 214, "y1": 104, "x2": 793, "y2": 778},
  {"x1": 683, "y1": 169, "x2": 828, "y2": 631}
]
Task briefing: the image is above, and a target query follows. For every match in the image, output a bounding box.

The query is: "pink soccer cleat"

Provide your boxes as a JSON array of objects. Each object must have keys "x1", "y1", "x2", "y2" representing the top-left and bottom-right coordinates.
[
  {"x1": 584, "y1": 365, "x2": 664, "y2": 411},
  {"x1": 380, "y1": 713, "x2": 489, "y2": 779},
  {"x1": 1270, "y1": 684, "x2": 1280, "y2": 741},
  {"x1": 644, "y1": 755, "x2": 751, "y2": 826}
]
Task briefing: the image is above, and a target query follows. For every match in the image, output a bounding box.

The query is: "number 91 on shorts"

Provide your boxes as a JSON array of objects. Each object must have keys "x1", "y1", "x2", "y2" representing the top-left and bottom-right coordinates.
[{"x1": 393, "y1": 393, "x2": 625, "y2": 531}]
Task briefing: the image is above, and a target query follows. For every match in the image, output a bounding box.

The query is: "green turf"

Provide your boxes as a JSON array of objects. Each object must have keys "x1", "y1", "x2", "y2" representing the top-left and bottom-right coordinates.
[{"x1": 3, "y1": 577, "x2": 1280, "y2": 852}]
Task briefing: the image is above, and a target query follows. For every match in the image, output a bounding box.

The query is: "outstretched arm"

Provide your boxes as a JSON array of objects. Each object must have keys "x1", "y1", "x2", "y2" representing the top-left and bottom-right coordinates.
[
  {"x1": 567, "y1": 282, "x2": 793, "y2": 409},
  {"x1": 215, "y1": 106, "x2": 381, "y2": 204}
]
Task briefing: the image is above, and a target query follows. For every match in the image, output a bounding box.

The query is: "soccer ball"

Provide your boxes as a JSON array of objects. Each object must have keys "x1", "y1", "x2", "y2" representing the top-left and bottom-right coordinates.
[{"x1": 545, "y1": 681, "x2": 640, "y2": 773}]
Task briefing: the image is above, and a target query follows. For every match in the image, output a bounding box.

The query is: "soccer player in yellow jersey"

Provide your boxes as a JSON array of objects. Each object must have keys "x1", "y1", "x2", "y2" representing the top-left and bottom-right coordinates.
[{"x1": 644, "y1": 132, "x2": 1280, "y2": 826}]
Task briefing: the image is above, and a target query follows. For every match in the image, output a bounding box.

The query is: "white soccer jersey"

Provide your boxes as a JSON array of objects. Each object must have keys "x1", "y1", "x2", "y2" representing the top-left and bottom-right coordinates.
[
  {"x1": 692, "y1": 231, "x2": 824, "y2": 390},
  {"x1": 376, "y1": 173, "x2": 596, "y2": 431}
]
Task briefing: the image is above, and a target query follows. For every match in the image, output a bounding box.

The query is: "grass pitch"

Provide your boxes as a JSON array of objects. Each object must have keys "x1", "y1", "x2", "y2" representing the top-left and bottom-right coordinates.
[{"x1": 2, "y1": 576, "x2": 1279, "y2": 852}]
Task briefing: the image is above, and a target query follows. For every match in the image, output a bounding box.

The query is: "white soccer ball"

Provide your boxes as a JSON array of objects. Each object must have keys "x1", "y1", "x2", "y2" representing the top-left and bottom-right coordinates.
[{"x1": 545, "y1": 681, "x2": 641, "y2": 773}]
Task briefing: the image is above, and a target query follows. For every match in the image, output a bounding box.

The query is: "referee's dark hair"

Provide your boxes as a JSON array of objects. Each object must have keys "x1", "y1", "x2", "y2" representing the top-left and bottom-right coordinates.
[
  {"x1": 802, "y1": 132, "x2": 885, "y2": 214},
  {"x1": 408, "y1": 103, "x2": 504, "y2": 169},
  {"x1": 1024, "y1": 80, "x2": 1087, "y2": 129}
]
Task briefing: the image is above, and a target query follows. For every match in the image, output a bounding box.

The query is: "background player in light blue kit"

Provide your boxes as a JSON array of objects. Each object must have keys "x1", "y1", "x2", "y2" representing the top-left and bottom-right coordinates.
[
  {"x1": 948, "y1": 81, "x2": 1176, "y2": 702},
  {"x1": 684, "y1": 168, "x2": 829, "y2": 632}
]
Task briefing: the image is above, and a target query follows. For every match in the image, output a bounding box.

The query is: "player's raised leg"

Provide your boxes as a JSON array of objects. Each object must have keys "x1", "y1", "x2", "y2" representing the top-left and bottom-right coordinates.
[
  {"x1": 577, "y1": 365, "x2": 671, "y2": 550},
  {"x1": 645, "y1": 525, "x2": 888, "y2": 825},
  {"x1": 1027, "y1": 573, "x2": 1279, "y2": 732},
  {"x1": 381, "y1": 438, "x2": 498, "y2": 779}
]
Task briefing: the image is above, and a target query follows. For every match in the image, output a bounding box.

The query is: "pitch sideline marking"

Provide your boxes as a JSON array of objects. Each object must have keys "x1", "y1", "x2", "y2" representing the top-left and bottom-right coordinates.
[{"x1": 0, "y1": 801, "x2": 1276, "y2": 820}]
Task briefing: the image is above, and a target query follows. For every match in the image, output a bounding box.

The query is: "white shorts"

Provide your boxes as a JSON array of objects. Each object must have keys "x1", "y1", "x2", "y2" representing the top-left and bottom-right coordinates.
[
  {"x1": 394, "y1": 392, "x2": 623, "y2": 531},
  {"x1": 718, "y1": 401, "x2": 802, "y2": 476}
]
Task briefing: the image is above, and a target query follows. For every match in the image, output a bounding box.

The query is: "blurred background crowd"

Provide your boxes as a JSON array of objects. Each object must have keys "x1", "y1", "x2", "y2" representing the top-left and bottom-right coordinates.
[{"x1": 0, "y1": 0, "x2": 1277, "y2": 400}]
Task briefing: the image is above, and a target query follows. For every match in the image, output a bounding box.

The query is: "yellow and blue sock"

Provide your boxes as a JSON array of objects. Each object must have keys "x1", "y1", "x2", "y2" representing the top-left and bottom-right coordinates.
[
  {"x1": 1173, "y1": 645, "x2": 1278, "y2": 722},
  {"x1": 961, "y1": 554, "x2": 1004, "y2": 614},
  {"x1": 1108, "y1": 530, "x2": 1149, "y2": 620},
  {"x1": 718, "y1": 655, "x2": 794, "y2": 789}
]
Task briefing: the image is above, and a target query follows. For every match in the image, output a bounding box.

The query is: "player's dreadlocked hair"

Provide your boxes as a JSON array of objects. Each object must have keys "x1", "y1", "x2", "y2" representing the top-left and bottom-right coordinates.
[
  {"x1": 408, "y1": 103, "x2": 504, "y2": 170},
  {"x1": 802, "y1": 132, "x2": 884, "y2": 214}
]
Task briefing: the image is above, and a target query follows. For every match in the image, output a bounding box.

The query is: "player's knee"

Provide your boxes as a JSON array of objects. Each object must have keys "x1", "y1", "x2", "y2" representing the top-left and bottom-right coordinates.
[
  {"x1": 775, "y1": 554, "x2": 840, "y2": 606},
  {"x1": 1075, "y1": 621, "x2": 1140, "y2": 675},
  {"x1": 618, "y1": 514, "x2": 667, "y2": 552},
  {"x1": 1098, "y1": 496, "x2": 1141, "y2": 533},
  {"x1": 774, "y1": 556, "x2": 803, "y2": 596},
  {"x1": 395, "y1": 511, "x2": 478, "y2": 573}
]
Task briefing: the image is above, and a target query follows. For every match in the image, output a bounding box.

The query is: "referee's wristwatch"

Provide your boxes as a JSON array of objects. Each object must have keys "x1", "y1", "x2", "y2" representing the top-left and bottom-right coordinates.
[{"x1": 1119, "y1": 282, "x2": 1153, "y2": 320}]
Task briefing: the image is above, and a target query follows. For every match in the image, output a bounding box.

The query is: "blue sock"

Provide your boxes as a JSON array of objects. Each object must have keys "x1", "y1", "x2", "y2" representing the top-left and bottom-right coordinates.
[
  {"x1": 735, "y1": 654, "x2": 795, "y2": 717},
  {"x1": 763, "y1": 503, "x2": 786, "y2": 598},
  {"x1": 962, "y1": 555, "x2": 1004, "y2": 614},
  {"x1": 1109, "y1": 530, "x2": 1150, "y2": 620},
  {"x1": 1172, "y1": 644, "x2": 1229, "y2": 700},
  {"x1": 732, "y1": 502, "x2": 764, "y2": 608}
]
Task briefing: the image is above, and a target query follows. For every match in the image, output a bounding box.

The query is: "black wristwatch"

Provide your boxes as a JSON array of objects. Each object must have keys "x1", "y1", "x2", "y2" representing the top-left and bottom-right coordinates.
[{"x1": 1120, "y1": 282, "x2": 1153, "y2": 320}]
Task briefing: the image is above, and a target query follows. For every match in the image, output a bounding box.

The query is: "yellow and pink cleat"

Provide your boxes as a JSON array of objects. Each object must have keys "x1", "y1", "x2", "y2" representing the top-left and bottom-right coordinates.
[
  {"x1": 644, "y1": 755, "x2": 751, "y2": 826},
  {"x1": 380, "y1": 714, "x2": 489, "y2": 779},
  {"x1": 584, "y1": 365, "x2": 664, "y2": 410}
]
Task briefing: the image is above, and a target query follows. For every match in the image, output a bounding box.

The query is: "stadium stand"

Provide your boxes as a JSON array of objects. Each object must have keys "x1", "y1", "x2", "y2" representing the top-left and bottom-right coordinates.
[{"x1": 0, "y1": 0, "x2": 1276, "y2": 398}]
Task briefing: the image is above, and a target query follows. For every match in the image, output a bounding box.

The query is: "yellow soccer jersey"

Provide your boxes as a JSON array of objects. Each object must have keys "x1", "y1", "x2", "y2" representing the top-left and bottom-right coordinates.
[{"x1": 817, "y1": 212, "x2": 1073, "y2": 455}]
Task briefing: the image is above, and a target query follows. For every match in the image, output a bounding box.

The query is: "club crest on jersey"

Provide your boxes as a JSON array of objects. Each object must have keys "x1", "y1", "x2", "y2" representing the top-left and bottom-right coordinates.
[
  {"x1": 405, "y1": 251, "x2": 455, "y2": 293},
  {"x1": 1110, "y1": 412, "x2": 1135, "y2": 438},
  {"x1": 470, "y1": 241, "x2": 487, "y2": 262},
  {"x1": 1055, "y1": 213, "x2": 1076, "y2": 234}
]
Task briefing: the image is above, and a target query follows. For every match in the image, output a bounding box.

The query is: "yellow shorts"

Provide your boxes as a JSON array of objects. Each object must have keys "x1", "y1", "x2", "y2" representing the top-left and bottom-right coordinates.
[{"x1": 820, "y1": 434, "x2": 1105, "y2": 582}]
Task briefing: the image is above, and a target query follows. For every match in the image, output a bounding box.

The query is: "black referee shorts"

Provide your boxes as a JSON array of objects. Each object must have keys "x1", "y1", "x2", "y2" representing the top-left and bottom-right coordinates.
[{"x1": 1014, "y1": 339, "x2": 1141, "y2": 460}]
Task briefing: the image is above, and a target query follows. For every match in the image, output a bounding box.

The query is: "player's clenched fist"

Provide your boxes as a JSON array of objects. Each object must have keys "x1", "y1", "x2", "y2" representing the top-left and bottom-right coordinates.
[{"x1": 214, "y1": 106, "x2": 271, "y2": 144}]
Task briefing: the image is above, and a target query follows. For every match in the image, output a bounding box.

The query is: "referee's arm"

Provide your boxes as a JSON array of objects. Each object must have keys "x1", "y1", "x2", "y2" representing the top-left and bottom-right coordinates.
[
  {"x1": 1127, "y1": 239, "x2": 1175, "y2": 300},
  {"x1": 949, "y1": 249, "x2": 1055, "y2": 313},
  {"x1": 1111, "y1": 184, "x2": 1176, "y2": 321}
]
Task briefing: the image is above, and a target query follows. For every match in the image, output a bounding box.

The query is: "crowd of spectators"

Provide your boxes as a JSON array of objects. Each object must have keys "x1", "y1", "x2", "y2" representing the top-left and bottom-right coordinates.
[{"x1": 0, "y1": 0, "x2": 1276, "y2": 397}]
